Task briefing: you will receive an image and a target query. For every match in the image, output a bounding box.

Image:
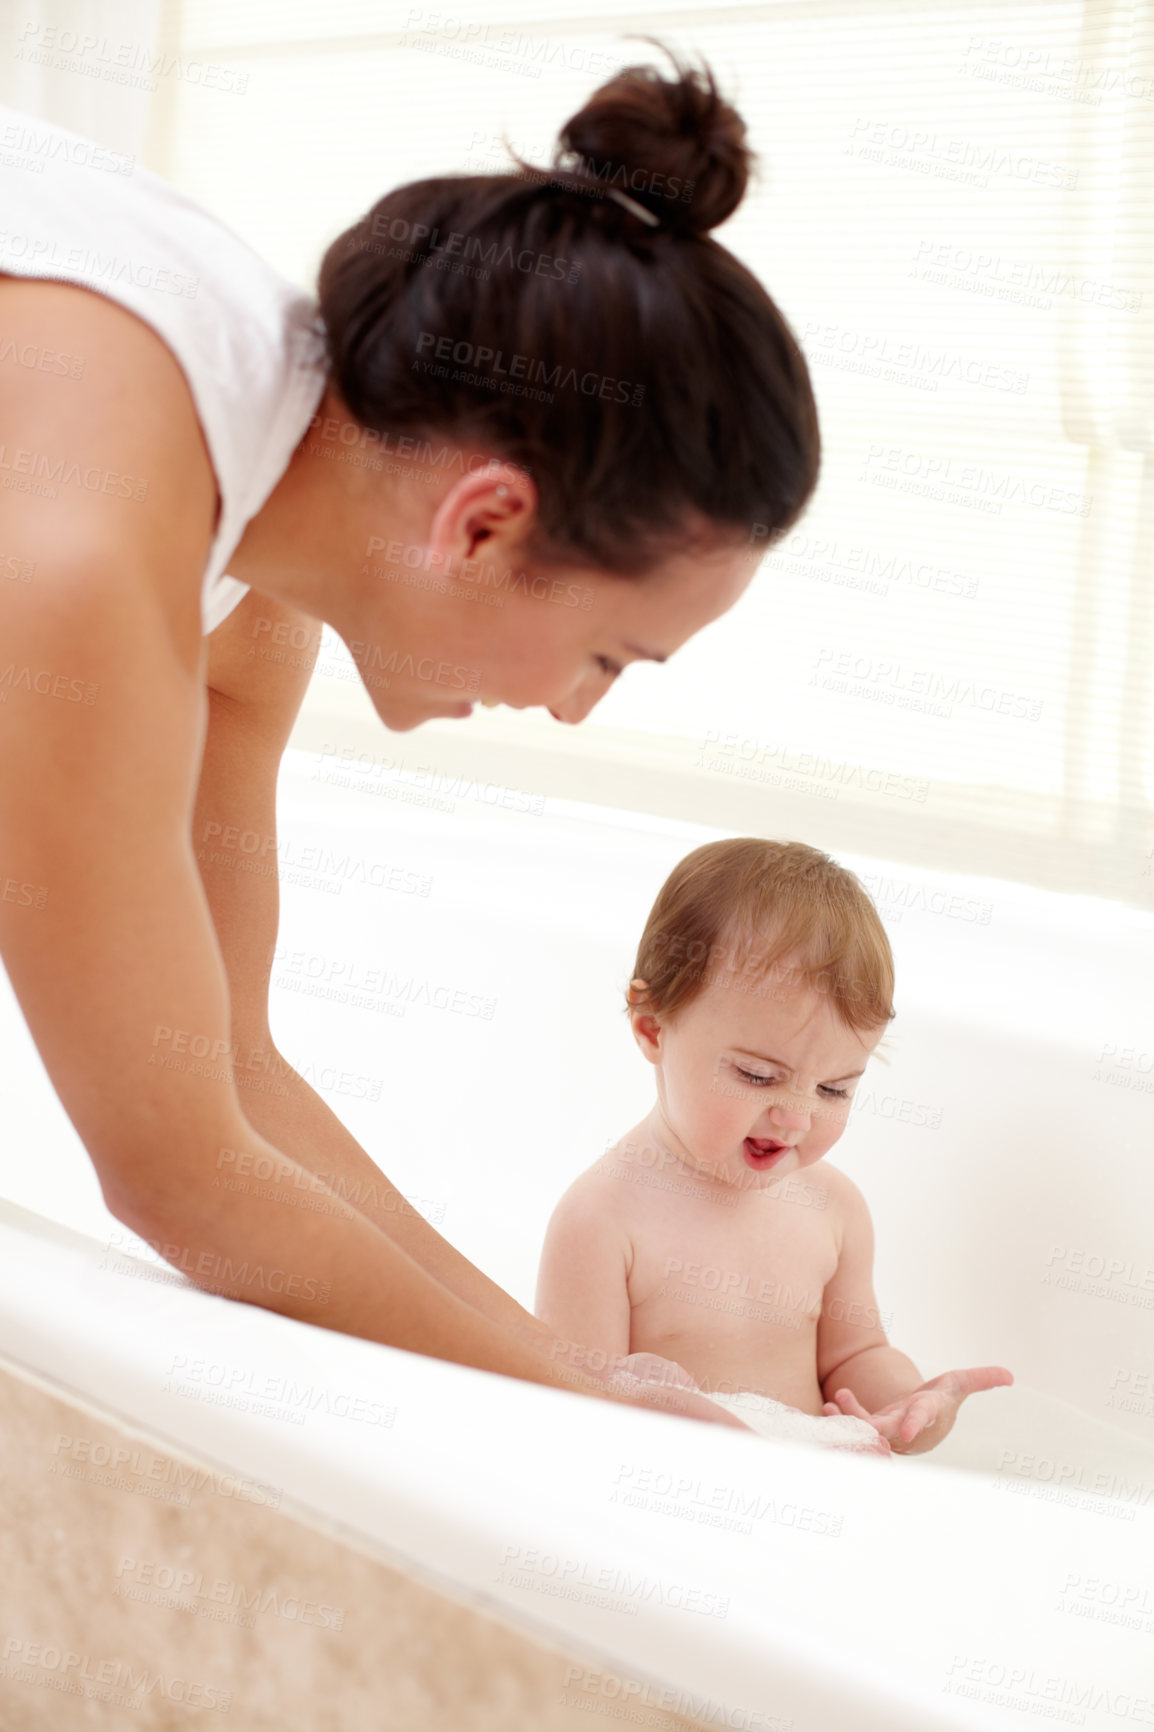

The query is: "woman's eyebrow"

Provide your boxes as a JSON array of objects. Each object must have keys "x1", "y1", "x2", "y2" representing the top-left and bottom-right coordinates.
[
  {"x1": 622, "y1": 640, "x2": 668, "y2": 663},
  {"x1": 732, "y1": 1047, "x2": 866, "y2": 1083}
]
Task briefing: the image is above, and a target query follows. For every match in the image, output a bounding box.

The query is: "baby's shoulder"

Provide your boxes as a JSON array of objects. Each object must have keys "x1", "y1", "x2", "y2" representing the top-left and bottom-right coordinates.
[
  {"x1": 794, "y1": 1159, "x2": 869, "y2": 1217},
  {"x1": 547, "y1": 1154, "x2": 635, "y2": 1225},
  {"x1": 801, "y1": 1160, "x2": 874, "y2": 1241}
]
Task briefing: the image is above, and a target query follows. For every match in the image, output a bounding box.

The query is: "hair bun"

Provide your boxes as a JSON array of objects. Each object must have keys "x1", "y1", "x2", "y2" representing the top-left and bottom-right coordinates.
[{"x1": 553, "y1": 43, "x2": 754, "y2": 234}]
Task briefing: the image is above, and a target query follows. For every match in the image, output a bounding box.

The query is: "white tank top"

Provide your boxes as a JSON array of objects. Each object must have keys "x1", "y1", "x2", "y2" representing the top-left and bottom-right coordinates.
[{"x1": 0, "y1": 104, "x2": 327, "y2": 634}]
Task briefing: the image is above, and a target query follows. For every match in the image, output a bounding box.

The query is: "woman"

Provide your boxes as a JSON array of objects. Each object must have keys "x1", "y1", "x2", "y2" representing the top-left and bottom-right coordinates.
[{"x1": 0, "y1": 49, "x2": 818, "y2": 1426}]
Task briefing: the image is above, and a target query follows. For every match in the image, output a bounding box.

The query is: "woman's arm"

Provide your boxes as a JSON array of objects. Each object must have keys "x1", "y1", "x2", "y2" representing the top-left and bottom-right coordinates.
[
  {"x1": 0, "y1": 283, "x2": 604, "y2": 1399},
  {"x1": 0, "y1": 544, "x2": 619, "y2": 1398},
  {"x1": 192, "y1": 611, "x2": 746, "y2": 1428},
  {"x1": 194, "y1": 587, "x2": 582, "y2": 1361}
]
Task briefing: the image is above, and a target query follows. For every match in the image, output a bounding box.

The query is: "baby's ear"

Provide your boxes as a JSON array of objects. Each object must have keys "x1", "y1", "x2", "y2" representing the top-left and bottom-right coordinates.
[{"x1": 628, "y1": 1003, "x2": 664, "y2": 1064}]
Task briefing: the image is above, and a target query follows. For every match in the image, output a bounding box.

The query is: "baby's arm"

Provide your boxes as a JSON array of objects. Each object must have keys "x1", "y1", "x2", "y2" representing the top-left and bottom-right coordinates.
[
  {"x1": 817, "y1": 1172, "x2": 1012, "y2": 1453},
  {"x1": 816, "y1": 1175, "x2": 924, "y2": 1417},
  {"x1": 536, "y1": 1174, "x2": 633, "y2": 1372}
]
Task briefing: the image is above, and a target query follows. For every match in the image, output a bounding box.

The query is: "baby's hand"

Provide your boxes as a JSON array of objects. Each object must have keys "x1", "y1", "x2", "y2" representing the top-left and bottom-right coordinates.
[{"x1": 822, "y1": 1365, "x2": 1014, "y2": 1453}]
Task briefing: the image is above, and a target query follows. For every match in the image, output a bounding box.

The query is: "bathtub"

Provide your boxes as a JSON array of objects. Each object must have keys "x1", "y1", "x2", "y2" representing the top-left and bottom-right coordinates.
[{"x1": 1, "y1": 740, "x2": 1151, "y2": 1730}]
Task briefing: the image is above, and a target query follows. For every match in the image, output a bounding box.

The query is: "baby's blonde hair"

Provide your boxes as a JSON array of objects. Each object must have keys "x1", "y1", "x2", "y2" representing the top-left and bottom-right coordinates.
[{"x1": 626, "y1": 838, "x2": 895, "y2": 1036}]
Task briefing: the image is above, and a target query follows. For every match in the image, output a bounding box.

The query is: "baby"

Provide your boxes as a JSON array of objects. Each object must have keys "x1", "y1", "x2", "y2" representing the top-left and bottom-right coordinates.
[{"x1": 536, "y1": 839, "x2": 1012, "y2": 1455}]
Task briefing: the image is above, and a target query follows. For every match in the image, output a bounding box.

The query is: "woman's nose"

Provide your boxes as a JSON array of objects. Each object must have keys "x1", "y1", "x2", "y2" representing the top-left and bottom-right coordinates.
[{"x1": 548, "y1": 688, "x2": 600, "y2": 725}]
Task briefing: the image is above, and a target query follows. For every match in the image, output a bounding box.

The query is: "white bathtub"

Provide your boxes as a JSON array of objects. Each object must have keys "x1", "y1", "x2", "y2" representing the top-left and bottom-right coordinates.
[{"x1": 1, "y1": 742, "x2": 1152, "y2": 1730}]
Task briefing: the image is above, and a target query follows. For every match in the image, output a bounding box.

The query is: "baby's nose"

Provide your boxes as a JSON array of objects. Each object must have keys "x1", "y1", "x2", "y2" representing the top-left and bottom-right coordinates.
[{"x1": 768, "y1": 1095, "x2": 811, "y2": 1133}]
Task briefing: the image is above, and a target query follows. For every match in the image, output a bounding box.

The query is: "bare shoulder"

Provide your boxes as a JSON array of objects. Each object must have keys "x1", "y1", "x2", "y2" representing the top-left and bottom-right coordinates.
[
  {"x1": 550, "y1": 1154, "x2": 626, "y2": 1210},
  {"x1": 546, "y1": 1154, "x2": 638, "y2": 1232},
  {"x1": 807, "y1": 1160, "x2": 874, "y2": 1245},
  {"x1": 0, "y1": 275, "x2": 217, "y2": 658}
]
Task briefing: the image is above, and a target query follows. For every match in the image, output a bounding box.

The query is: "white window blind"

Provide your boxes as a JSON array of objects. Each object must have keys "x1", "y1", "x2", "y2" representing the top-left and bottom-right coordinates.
[{"x1": 34, "y1": 0, "x2": 1154, "y2": 906}]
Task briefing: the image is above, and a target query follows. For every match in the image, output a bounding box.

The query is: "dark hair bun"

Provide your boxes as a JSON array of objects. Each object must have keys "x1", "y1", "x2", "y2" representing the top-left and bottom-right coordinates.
[{"x1": 553, "y1": 42, "x2": 754, "y2": 234}]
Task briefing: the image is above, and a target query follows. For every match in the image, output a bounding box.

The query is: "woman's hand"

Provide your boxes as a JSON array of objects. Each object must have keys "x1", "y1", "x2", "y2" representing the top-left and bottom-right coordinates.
[
  {"x1": 822, "y1": 1365, "x2": 1014, "y2": 1453},
  {"x1": 615, "y1": 1351, "x2": 702, "y2": 1390},
  {"x1": 602, "y1": 1352, "x2": 754, "y2": 1431},
  {"x1": 632, "y1": 1383, "x2": 755, "y2": 1429}
]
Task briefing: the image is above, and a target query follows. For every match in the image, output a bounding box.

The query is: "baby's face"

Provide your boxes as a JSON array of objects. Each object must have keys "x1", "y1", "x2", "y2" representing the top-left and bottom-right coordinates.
[{"x1": 632, "y1": 967, "x2": 884, "y2": 1190}]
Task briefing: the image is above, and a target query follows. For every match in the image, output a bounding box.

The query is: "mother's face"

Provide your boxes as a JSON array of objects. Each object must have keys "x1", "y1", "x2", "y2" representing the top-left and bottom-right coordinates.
[
  {"x1": 349, "y1": 461, "x2": 761, "y2": 732},
  {"x1": 470, "y1": 539, "x2": 758, "y2": 726}
]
